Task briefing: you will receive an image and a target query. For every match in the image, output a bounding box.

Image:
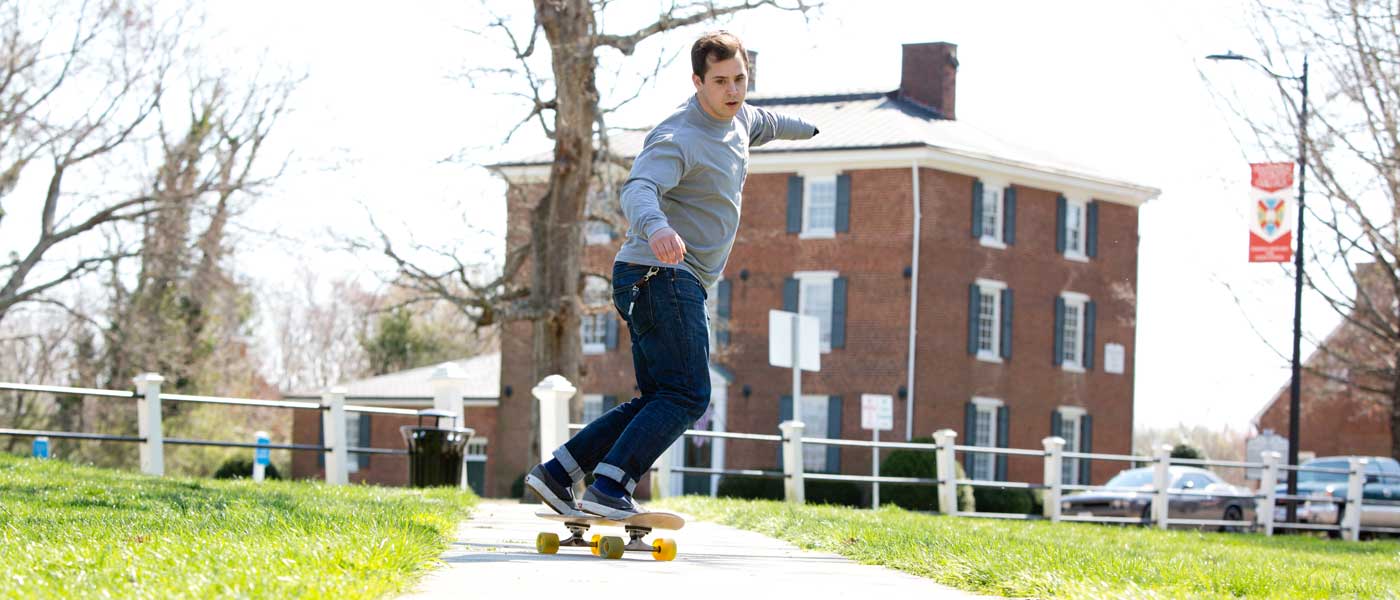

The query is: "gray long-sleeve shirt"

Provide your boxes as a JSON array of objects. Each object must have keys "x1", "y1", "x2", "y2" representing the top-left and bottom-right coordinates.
[{"x1": 615, "y1": 95, "x2": 818, "y2": 290}]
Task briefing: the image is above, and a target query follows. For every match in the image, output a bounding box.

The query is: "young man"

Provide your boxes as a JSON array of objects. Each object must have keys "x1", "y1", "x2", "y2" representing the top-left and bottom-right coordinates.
[{"x1": 525, "y1": 31, "x2": 819, "y2": 519}]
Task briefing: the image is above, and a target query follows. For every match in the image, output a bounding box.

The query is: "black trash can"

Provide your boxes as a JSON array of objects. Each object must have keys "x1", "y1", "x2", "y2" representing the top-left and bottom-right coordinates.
[{"x1": 400, "y1": 409, "x2": 475, "y2": 488}]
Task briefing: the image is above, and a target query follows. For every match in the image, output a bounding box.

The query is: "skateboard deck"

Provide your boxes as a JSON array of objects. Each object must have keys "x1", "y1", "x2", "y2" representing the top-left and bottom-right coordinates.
[{"x1": 534, "y1": 509, "x2": 685, "y2": 560}]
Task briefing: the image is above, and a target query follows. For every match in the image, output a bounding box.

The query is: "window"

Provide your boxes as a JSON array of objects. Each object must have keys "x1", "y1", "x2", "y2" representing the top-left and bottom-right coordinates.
[
  {"x1": 1060, "y1": 415, "x2": 1079, "y2": 485},
  {"x1": 800, "y1": 395, "x2": 830, "y2": 472},
  {"x1": 1059, "y1": 292, "x2": 1089, "y2": 370},
  {"x1": 971, "y1": 398, "x2": 1001, "y2": 481},
  {"x1": 582, "y1": 394, "x2": 604, "y2": 423},
  {"x1": 796, "y1": 272, "x2": 836, "y2": 353},
  {"x1": 580, "y1": 313, "x2": 608, "y2": 354},
  {"x1": 981, "y1": 186, "x2": 1002, "y2": 245},
  {"x1": 802, "y1": 175, "x2": 837, "y2": 237},
  {"x1": 974, "y1": 279, "x2": 1006, "y2": 361},
  {"x1": 347, "y1": 413, "x2": 367, "y2": 473},
  {"x1": 584, "y1": 220, "x2": 613, "y2": 245},
  {"x1": 1065, "y1": 201, "x2": 1085, "y2": 256}
]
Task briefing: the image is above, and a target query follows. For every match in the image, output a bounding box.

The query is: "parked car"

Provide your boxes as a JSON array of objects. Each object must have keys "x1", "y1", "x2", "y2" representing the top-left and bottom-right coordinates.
[
  {"x1": 1272, "y1": 456, "x2": 1400, "y2": 536},
  {"x1": 1060, "y1": 466, "x2": 1256, "y2": 531}
]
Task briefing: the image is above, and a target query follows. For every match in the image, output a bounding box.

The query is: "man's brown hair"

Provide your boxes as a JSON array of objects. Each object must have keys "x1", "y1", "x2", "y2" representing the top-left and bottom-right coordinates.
[{"x1": 691, "y1": 31, "x2": 747, "y2": 79}]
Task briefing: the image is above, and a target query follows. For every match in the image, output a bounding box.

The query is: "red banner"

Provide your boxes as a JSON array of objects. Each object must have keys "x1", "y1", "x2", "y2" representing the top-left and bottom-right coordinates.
[{"x1": 1249, "y1": 162, "x2": 1294, "y2": 263}]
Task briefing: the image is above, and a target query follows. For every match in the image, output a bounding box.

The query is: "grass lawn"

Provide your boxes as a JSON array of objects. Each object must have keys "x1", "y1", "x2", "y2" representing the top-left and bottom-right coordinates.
[
  {"x1": 657, "y1": 496, "x2": 1400, "y2": 599},
  {"x1": 0, "y1": 453, "x2": 475, "y2": 599}
]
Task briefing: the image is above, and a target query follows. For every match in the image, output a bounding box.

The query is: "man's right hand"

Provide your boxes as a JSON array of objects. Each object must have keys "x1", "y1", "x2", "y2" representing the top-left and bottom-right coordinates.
[{"x1": 649, "y1": 227, "x2": 686, "y2": 265}]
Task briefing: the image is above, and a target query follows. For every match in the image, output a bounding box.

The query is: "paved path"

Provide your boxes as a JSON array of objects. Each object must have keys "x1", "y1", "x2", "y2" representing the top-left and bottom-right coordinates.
[{"x1": 401, "y1": 500, "x2": 994, "y2": 599}]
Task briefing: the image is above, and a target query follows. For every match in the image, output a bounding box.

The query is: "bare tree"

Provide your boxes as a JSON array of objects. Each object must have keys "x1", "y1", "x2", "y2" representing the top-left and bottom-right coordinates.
[
  {"x1": 368, "y1": 0, "x2": 818, "y2": 479},
  {"x1": 1211, "y1": 0, "x2": 1400, "y2": 456}
]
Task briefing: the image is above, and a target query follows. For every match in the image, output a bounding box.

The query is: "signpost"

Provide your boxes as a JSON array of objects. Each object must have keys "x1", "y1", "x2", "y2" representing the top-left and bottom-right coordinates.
[
  {"x1": 769, "y1": 310, "x2": 821, "y2": 422},
  {"x1": 32, "y1": 436, "x2": 49, "y2": 459},
  {"x1": 254, "y1": 430, "x2": 270, "y2": 482},
  {"x1": 862, "y1": 394, "x2": 894, "y2": 508}
]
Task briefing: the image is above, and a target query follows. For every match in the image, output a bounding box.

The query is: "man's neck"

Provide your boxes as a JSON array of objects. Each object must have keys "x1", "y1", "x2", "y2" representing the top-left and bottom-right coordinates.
[{"x1": 694, "y1": 94, "x2": 731, "y2": 122}]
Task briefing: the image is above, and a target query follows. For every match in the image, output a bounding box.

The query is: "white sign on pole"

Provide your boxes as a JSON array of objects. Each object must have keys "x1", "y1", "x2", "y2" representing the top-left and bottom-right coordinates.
[
  {"x1": 861, "y1": 394, "x2": 894, "y2": 431},
  {"x1": 1104, "y1": 343, "x2": 1125, "y2": 375},
  {"x1": 1246, "y1": 430, "x2": 1289, "y2": 480},
  {"x1": 768, "y1": 310, "x2": 820, "y2": 372}
]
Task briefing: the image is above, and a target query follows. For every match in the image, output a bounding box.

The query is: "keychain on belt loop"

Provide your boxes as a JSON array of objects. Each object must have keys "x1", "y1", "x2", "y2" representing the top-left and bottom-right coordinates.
[{"x1": 628, "y1": 266, "x2": 661, "y2": 317}]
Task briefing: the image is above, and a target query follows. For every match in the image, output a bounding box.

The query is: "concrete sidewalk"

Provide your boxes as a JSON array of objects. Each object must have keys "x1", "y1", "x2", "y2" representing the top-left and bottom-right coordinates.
[{"x1": 401, "y1": 500, "x2": 994, "y2": 599}]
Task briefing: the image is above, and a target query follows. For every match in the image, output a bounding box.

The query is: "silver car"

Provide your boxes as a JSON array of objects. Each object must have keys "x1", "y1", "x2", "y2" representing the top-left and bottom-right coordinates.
[{"x1": 1060, "y1": 466, "x2": 1256, "y2": 531}]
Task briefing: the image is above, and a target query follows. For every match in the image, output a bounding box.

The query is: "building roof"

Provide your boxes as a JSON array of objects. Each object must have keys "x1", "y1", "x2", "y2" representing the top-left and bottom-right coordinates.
[
  {"x1": 491, "y1": 90, "x2": 1154, "y2": 196},
  {"x1": 287, "y1": 352, "x2": 501, "y2": 403}
]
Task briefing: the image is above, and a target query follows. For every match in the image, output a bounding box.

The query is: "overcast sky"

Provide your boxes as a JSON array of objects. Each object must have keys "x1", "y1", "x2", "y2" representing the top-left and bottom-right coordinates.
[{"x1": 72, "y1": 0, "x2": 1334, "y2": 433}]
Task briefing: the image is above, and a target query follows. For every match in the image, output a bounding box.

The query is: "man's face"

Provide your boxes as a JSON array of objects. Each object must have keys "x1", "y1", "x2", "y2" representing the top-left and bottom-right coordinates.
[{"x1": 692, "y1": 55, "x2": 747, "y2": 121}]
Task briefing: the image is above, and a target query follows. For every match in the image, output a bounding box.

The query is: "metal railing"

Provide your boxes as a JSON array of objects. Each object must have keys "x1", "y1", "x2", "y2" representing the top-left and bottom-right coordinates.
[
  {"x1": 1, "y1": 376, "x2": 436, "y2": 485},
  {"x1": 552, "y1": 401, "x2": 1383, "y2": 542}
]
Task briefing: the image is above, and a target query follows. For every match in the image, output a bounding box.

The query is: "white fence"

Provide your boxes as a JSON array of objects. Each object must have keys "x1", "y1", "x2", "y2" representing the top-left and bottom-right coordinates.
[
  {"x1": 0, "y1": 374, "x2": 435, "y2": 486},
  {"x1": 538, "y1": 380, "x2": 1395, "y2": 543}
]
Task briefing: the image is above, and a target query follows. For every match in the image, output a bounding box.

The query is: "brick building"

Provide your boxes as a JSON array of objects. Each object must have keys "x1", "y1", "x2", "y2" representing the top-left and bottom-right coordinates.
[
  {"x1": 1253, "y1": 263, "x2": 1398, "y2": 459},
  {"x1": 486, "y1": 41, "x2": 1159, "y2": 499}
]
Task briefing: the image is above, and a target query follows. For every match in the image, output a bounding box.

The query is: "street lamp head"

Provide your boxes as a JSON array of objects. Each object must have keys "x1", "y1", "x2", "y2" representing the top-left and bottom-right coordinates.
[{"x1": 1206, "y1": 51, "x2": 1247, "y2": 61}]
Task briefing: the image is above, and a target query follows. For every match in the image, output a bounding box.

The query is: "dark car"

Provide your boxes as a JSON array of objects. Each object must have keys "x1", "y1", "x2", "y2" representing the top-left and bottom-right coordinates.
[
  {"x1": 1060, "y1": 466, "x2": 1256, "y2": 531},
  {"x1": 1272, "y1": 456, "x2": 1400, "y2": 535}
]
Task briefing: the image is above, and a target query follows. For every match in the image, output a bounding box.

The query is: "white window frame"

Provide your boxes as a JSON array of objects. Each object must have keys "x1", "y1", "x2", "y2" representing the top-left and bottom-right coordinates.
[
  {"x1": 1060, "y1": 291, "x2": 1089, "y2": 373},
  {"x1": 799, "y1": 394, "x2": 831, "y2": 472},
  {"x1": 980, "y1": 177, "x2": 1008, "y2": 249},
  {"x1": 1063, "y1": 193, "x2": 1089, "y2": 262},
  {"x1": 580, "y1": 313, "x2": 607, "y2": 355},
  {"x1": 584, "y1": 220, "x2": 613, "y2": 245},
  {"x1": 800, "y1": 172, "x2": 838, "y2": 239},
  {"x1": 1058, "y1": 406, "x2": 1086, "y2": 486},
  {"x1": 975, "y1": 278, "x2": 1006, "y2": 363},
  {"x1": 581, "y1": 394, "x2": 604, "y2": 423},
  {"x1": 794, "y1": 270, "x2": 838, "y2": 354},
  {"x1": 971, "y1": 396, "x2": 1002, "y2": 481}
]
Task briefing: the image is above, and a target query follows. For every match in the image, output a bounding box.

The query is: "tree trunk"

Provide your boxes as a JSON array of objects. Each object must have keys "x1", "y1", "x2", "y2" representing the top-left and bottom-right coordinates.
[{"x1": 527, "y1": 0, "x2": 600, "y2": 463}]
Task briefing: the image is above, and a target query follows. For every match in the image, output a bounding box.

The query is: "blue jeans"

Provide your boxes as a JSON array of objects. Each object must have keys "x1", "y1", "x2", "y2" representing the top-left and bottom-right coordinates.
[{"x1": 551, "y1": 261, "x2": 711, "y2": 495}]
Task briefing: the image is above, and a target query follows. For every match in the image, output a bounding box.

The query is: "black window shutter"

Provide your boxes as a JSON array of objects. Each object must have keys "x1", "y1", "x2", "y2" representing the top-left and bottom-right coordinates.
[
  {"x1": 778, "y1": 395, "x2": 793, "y2": 468},
  {"x1": 358, "y1": 413, "x2": 372, "y2": 472},
  {"x1": 1053, "y1": 297, "x2": 1066, "y2": 366},
  {"x1": 963, "y1": 402, "x2": 976, "y2": 474},
  {"x1": 995, "y1": 405, "x2": 1009, "y2": 481},
  {"x1": 1084, "y1": 301, "x2": 1096, "y2": 370},
  {"x1": 317, "y1": 420, "x2": 324, "y2": 469},
  {"x1": 831, "y1": 277, "x2": 847, "y2": 349},
  {"x1": 783, "y1": 278, "x2": 798, "y2": 313},
  {"x1": 967, "y1": 283, "x2": 980, "y2": 355},
  {"x1": 605, "y1": 314, "x2": 619, "y2": 350},
  {"x1": 1079, "y1": 415, "x2": 1093, "y2": 484},
  {"x1": 835, "y1": 174, "x2": 851, "y2": 233},
  {"x1": 787, "y1": 176, "x2": 804, "y2": 233},
  {"x1": 717, "y1": 280, "x2": 731, "y2": 346},
  {"x1": 1000, "y1": 288, "x2": 1013, "y2": 360},
  {"x1": 1003, "y1": 186, "x2": 1017, "y2": 245},
  {"x1": 826, "y1": 396, "x2": 842, "y2": 473},
  {"x1": 1087, "y1": 201, "x2": 1099, "y2": 258},
  {"x1": 1055, "y1": 195, "x2": 1067, "y2": 254},
  {"x1": 971, "y1": 179, "x2": 984, "y2": 238},
  {"x1": 1051, "y1": 410, "x2": 1063, "y2": 438}
]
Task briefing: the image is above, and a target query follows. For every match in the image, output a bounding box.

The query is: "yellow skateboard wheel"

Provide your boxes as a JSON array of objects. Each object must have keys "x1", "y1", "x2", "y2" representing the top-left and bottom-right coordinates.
[
  {"x1": 599, "y1": 536, "x2": 625, "y2": 559},
  {"x1": 536, "y1": 532, "x2": 559, "y2": 555},
  {"x1": 651, "y1": 538, "x2": 677, "y2": 561},
  {"x1": 589, "y1": 533, "x2": 602, "y2": 556}
]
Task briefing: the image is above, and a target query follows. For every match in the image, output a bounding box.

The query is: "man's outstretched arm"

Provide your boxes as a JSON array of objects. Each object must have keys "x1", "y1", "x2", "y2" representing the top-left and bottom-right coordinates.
[{"x1": 747, "y1": 104, "x2": 819, "y2": 147}]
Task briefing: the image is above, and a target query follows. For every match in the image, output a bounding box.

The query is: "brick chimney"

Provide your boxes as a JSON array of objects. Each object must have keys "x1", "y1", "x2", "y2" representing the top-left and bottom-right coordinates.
[{"x1": 899, "y1": 42, "x2": 958, "y2": 119}]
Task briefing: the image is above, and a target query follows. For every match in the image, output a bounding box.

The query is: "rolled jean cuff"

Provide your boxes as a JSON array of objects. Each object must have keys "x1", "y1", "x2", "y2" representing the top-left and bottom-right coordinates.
[
  {"x1": 593, "y1": 462, "x2": 637, "y2": 494},
  {"x1": 552, "y1": 446, "x2": 586, "y2": 484}
]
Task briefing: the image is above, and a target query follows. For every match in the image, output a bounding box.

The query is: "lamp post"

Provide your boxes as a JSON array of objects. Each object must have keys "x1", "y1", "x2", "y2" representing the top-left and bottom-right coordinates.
[{"x1": 1206, "y1": 50, "x2": 1309, "y2": 523}]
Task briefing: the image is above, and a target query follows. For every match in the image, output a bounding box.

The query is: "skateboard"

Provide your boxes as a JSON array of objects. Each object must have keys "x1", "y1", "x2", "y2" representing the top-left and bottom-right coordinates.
[{"x1": 534, "y1": 509, "x2": 685, "y2": 560}]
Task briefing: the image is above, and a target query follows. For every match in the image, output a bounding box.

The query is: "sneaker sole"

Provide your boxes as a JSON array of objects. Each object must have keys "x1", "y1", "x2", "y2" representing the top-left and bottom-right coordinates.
[
  {"x1": 524, "y1": 473, "x2": 575, "y2": 515},
  {"x1": 578, "y1": 499, "x2": 641, "y2": 521}
]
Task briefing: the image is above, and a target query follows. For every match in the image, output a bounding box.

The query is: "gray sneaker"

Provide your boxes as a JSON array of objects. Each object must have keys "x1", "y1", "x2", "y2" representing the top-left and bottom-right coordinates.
[
  {"x1": 578, "y1": 484, "x2": 648, "y2": 520},
  {"x1": 524, "y1": 464, "x2": 577, "y2": 515}
]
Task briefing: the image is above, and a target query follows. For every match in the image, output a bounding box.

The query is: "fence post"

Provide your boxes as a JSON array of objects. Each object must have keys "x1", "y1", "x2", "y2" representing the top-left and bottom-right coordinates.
[
  {"x1": 322, "y1": 387, "x2": 349, "y2": 485},
  {"x1": 133, "y1": 373, "x2": 165, "y2": 477},
  {"x1": 780, "y1": 420, "x2": 805, "y2": 505},
  {"x1": 1342, "y1": 457, "x2": 1366, "y2": 542},
  {"x1": 653, "y1": 443, "x2": 674, "y2": 500},
  {"x1": 32, "y1": 436, "x2": 50, "y2": 459},
  {"x1": 1152, "y1": 444, "x2": 1172, "y2": 530},
  {"x1": 1042, "y1": 436, "x2": 1065, "y2": 522},
  {"x1": 1257, "y1": 451, "x2": 1280, "y2": 536},
  {"x1": 933, "y1": 429, "x2": 958, "y2": 516},
  {"x1": 253, "y1": 431, "x2": 270, "y2": 483},
  {"x1": 533, "y1": 375, "x2": 575, "y2": 464}
]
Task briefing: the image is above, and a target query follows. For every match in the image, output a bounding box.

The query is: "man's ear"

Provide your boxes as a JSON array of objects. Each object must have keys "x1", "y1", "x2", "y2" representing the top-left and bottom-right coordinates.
[{"x1": 692, "y1": 73, "x2": 703, "y2": 91}]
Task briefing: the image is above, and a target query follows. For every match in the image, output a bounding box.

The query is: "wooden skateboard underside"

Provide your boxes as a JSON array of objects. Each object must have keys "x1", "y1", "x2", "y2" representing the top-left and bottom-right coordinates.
[{"x1": 534, "y1": 510, "x2": 684, "y2": 560}]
